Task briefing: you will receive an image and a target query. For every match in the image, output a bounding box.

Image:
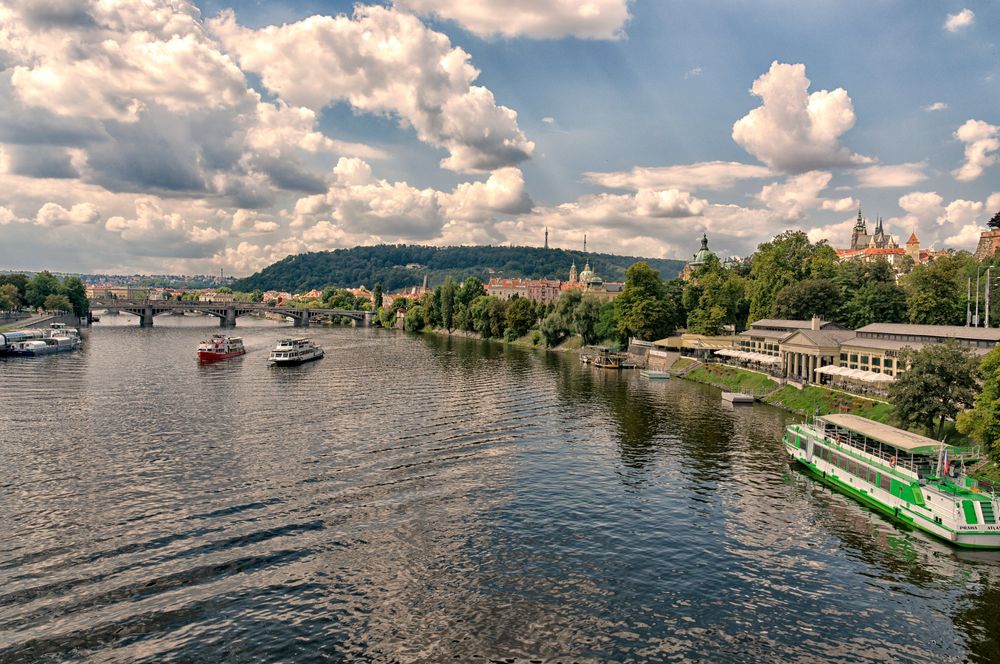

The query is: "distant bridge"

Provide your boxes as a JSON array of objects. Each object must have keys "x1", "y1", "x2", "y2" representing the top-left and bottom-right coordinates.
[{"x1": 89, "y1": 298, "x2": 372, "y2": 328}]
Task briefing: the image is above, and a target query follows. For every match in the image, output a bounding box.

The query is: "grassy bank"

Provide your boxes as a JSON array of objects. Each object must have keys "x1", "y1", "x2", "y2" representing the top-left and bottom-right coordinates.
[
  {"x1": 763, "y1": 385, "x2": 893, "y2": 422},
  {"x1": 684, "y1": 364, "x2": 777, "y2": 396}
]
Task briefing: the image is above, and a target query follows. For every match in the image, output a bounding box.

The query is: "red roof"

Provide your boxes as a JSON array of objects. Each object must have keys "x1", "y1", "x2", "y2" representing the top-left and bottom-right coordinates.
[{"x1": 906, "y1": 233, "x2": 919, "y2": 245}]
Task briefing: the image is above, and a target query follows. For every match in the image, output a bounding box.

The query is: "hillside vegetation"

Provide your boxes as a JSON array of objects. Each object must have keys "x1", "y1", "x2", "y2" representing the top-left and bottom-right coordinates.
[{"x1": 233, "y1": 245, "x2": 685, "y2": 292}]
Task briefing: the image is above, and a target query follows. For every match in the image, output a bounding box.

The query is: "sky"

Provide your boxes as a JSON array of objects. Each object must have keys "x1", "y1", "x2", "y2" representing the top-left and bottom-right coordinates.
[{"x1": 0, "y1": 0, "x2": 997, "y2": 276}]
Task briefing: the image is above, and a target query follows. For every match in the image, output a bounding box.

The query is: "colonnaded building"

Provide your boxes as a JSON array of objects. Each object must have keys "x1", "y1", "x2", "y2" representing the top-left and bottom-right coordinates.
[
  {"x1": 485, "y1": 260, "x2": 623, "y2": 304},
  {"x1": 656, "y1": 316, "x2": 1000, "y2": 388}
]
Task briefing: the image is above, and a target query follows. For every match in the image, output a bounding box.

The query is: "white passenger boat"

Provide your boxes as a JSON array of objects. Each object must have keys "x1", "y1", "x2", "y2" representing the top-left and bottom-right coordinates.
[
  {"x1": 268, "y1": 338, "x2": 324, "y2": 365},
  {"x1": 785, "y1": 414, "x2": 1000, "y2": 549}
]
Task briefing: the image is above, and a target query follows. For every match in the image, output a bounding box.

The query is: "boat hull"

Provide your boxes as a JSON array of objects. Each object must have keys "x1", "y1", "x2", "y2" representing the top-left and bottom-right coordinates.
[{"x1": 198, "y1": 350, "x2": 245, "y2": 362}]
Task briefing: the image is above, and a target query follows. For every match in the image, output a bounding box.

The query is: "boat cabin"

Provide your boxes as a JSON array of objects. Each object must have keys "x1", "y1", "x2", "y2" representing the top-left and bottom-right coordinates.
[{"x1": 815, "y1": 414, "x2": 978, "y2": 480}]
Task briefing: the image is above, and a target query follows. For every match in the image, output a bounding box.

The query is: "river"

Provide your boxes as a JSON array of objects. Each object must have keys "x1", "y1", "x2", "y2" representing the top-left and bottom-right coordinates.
[{"x1": 1, "y1": 316, "x2": 999, "y2": 662}]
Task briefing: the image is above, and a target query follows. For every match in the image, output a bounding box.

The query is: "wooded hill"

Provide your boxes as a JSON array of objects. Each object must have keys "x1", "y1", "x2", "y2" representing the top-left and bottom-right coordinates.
[{"x1": 233, "y1": 245, "x2": 686, "y2": 293}]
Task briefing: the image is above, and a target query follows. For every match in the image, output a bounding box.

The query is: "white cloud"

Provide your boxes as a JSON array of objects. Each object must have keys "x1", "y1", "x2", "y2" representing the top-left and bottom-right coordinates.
[
  {"x1": 586, "y1": 161, "x2": 772, "y2": 191},
  {"x1": 944, "y1": 9, "x2": 975, "y2": 33},
  {"x1": 392, "y1": 0, "x2": 631, "y2": 40},
  {"x1": 988, "y1": 192, "x2": 1000, "y2": 213},
  {"x1": 105, "y1": 197, "x2": 227, "y2": 257},
  {"x1": 732, "y1": 61, "x2": 869, "y2": 173},
  {"x1": 923, "y1": 102, "x2": 948, "y2": 112},
  {"x1": 292, "y1": 159, "x2": 532, "y2": 243},
  {"x1": 0, "y1": 206, "x2": 24, "y2": 225},
  {"x1": 35, "y1": 201, "x2": 100, "y2": 226},
  {"x1": 7, "y1": 3, "x2": 248, "y2": 122},
  {"x1": 953, "y1": 119, "x2": 999, "y2": 182},
  {"x1": 685, "y1": 67, "x2": 703, "y2": 79},
  {"x1": 885, "y1": 191, "x2": 986, "y2": 250},
  {"x1": 633, "y1": 189, "x2": 708, "y2": 218},
  {"x1": 757, "y1": 171, "x2": 832, "y2": 219},
  {"x1": 855, "y1": 162, "x2": 928, "y2": 188},
  {"x1": 944, "y1": 224, "x2": 982, "y2": 246},
  {"x1": 446, "y1": 167, "x2": 533, "y2": 220},
  {"x1": 210, "y1": 6, "x2": 534, "y2": 173},
  {"x1": 542, "y1": 117, "x2": 556, "y2": 125},
  {"x1": 821, "y1": 196, "x2": 858, "y2": 212}
]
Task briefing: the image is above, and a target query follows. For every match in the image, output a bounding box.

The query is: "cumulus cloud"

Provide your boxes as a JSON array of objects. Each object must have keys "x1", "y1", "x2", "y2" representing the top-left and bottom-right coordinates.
[
  {"x1": 732, "y1": 61, "x2": 869, "y2": 173},
  {"x1": 105, "y1": 197, "x2": 226, "y2": 257},
  {"x1": 35, "y1": 201, "x2": 100, "y2": 226},
  {"x1": 886, "y1": 190, "x2": 987, "y2": 250},
  {"x1": 756, "y1": 171, "x2": 832, "y2": 219},
  {"x1": 210, "y1": 6, "x2": 534, "y2": 172},
  {"x1": 586, "y1": 161, "x2": 772, "y2": 191},
  {"x1": 292, "y1": 159, "x2": 532, "y2": 243},
  {"x1": 944, "y1": 9, "x2": 975, "y2": 33},
  {"x1": 447, "y1": 167, "x2": 533, "y2": 220},
  {"x1": 7, "y1": 2, "x2": 248, "y2": 122},
  {"x1": 952, "y1": 119, "x2": 999, "y2": 182},
  {"x1": 634, "y1": 189, "x2": 708, "y2": 218},
  {"x1": 393, "y1": 0, "x2": 630, "y2": 39},
  {"x1": 988, "y1": 192, "x2": 1000, "y2": 213},
  {"x1": 855, "y1": 162, "x2": 928, "y2": 188}
]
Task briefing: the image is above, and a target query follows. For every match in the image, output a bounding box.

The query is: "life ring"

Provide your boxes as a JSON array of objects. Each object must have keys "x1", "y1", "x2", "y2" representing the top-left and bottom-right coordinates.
[{"x1": 889, "y1": 456, "x2": 897, "y2": 468}]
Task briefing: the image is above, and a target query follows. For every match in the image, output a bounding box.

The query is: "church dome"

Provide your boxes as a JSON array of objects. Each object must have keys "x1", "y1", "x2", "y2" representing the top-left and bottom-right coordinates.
[
  {"x1": 579, "y1": 261, "x2": 596, "y2": 283},
  {"x1": 690, "y1": 233, "x2": 714, "y2": 264}
]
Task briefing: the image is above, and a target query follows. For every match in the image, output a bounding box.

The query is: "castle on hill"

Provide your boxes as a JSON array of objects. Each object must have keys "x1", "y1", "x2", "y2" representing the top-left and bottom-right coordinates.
[{"x1": 836, "y1": 207, "x2": 944, "y2": 267}]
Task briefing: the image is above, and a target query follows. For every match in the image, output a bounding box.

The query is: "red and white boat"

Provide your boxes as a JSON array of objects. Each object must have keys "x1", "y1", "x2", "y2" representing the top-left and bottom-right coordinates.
[{"x1": 197, "y1": 334, "x2": 246, "y2": 362}]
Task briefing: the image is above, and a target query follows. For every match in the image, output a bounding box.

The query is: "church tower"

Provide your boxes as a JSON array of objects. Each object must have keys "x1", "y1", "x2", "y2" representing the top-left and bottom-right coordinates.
[
  {"x1": 850, "y1": 207, "x2": 868, "y2": 250},
  {"x1": 569, "y1": 261, "x2": 578, "y2": 284}
]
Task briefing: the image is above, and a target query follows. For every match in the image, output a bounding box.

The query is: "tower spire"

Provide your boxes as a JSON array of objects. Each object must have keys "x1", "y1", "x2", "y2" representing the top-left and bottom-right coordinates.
[
  {"x1": 544, "y1": 226, "x2": 549, "y2": 250},
  {"x1": 583, "y1": 233, "x2": 587, "y2": 254}
]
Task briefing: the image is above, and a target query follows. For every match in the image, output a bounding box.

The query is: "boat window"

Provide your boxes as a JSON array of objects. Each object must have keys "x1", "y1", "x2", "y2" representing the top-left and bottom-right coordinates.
[{"x1": 879, "y1": 473, "x2": 891, "y2": 491}]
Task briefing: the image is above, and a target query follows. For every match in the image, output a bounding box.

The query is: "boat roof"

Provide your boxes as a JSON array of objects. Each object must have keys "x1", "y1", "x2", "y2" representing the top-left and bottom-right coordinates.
[{"x1": 819, "y1": 414, "x2": 941, "y2": 453}]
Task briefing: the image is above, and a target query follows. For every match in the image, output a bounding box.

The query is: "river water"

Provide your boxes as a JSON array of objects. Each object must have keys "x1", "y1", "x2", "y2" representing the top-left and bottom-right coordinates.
[{"x1": 1, "y1": 316, "x2": 999, "y2": 662}]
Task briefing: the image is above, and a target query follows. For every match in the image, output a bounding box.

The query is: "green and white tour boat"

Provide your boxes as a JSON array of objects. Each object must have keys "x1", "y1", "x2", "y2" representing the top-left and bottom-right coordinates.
[{"x1": 784, "y1": 413, "x2": 1000, "y2": 549}]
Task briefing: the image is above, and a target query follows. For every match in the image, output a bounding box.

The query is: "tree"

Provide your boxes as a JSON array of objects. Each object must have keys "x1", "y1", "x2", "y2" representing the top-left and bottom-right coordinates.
[
  {"x1": 505, "y1": 296, "x2": 536, "y2": 338},
  {"x1": 841, "y1": 281, "x2": 908, "y2": 328},
  {"x1": 43, "y1": 293, "x2": 72, "y2": 312},
  {"x1": 59, "y1": 276, "x2": 88, "y2": 317},
  {"x1": 373, "y1": 283, "x2": 383, "y2": 310},
  {"x1": 25, "y1": 271, "x2": 60, "y2": 308},
  {"x1": 594, "y1": 300, "x2": 620, "y2": 344},
  {"x1": 440, "y1": 277, "x2": 456, "y2": 332},
  {"x1": 615, "y1": 262, "x2": 675, "y2": 341},
  {"x1": 988, "y1": 209, "x2": 1000, "y2": 230},
  {"x1": 770, "y1": 279, "x2": 842, "y2": 320},
  {"x1": 0, "y1": 283, "x2": 19, "y2": 311},
  {"x1": 0, "y1": 273, "x2": 28, "y2": 303},
  {"x1": 404, "y1": 305, "x2": 425, "y2": 333},
  {"x1": 747, "y1": 231, "x2": 834, "y2": 323},
  {"x1": 572, "y1": 294, "x2": 603, "y2": 345},
  {"x1": 903, "y1": 254, "x2": 972, "y2": 325},
  {"x1": 890, "y1": 341, "x2": 978, "y2": 439},
  {"x1": 958, "y1": 346, "x2": 1000, "y2": 460},
  {"x1": 539, "y1": 312, "x2": 568, "y2": 347}
]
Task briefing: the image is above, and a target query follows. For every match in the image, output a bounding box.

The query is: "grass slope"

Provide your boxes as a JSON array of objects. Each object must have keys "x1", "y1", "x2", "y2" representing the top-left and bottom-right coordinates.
[
  {"x1": 763, "y1": 385, "x2": 893, "y2": 422},
  {"x1": 685, "y1": 365, "x2": 778, "y2": 396}
]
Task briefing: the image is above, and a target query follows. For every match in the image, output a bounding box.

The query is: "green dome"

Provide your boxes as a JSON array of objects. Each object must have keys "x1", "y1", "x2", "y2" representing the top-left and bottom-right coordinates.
[{"x1": 690, "y1": 233, "x2": 714, "y2": 264}]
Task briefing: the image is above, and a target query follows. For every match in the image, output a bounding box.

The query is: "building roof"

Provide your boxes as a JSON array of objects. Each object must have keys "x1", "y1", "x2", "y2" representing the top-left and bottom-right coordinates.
[
  {"x1": 906, "y1": 232, "x2": 919, "y2": 245},
  {"x1": 749, "y1": 318, "x2": 842, "y2": 331},
  {"x1": 820, "y1": 414, "x2": 941, "y2": 454},
  {"x1": 783, "y1": 329, "x2": 856, "y2": 348},
  {"x1": 856, "y1": 323, "x2": 1000, "y2": 342}
]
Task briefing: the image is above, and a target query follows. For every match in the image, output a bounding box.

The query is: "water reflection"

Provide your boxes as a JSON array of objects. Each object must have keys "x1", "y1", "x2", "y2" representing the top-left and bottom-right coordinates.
[{"x1": 1, "y1": 324, "x2": 999, "y2": 660}]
